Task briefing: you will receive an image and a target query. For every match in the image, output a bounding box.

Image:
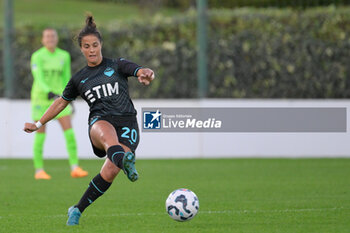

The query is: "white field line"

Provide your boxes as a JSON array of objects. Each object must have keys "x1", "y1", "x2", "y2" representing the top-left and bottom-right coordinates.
[{"x1": 2, "y1": 206, "x2": 346, "y2": 219}]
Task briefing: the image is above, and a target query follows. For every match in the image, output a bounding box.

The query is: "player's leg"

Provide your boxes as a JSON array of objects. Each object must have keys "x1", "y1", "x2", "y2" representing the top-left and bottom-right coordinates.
[
  {"x1": 33, "y1": 124, "x2": 51, "y2": 179},
  {"x1": 58, "y1": 115, "x2": 88, "y2": 178},
  {"x1": 75, "y1": 121, "x2": 126, "y2": 210},
  {"x1": 114, "y1": 118, "x2": 140, "y2": 182},
  {"x1": 99, "y1": 142, "x2": 135, "y2": 182},
  {"x1": 67, "y1": 120, "x2": 123, "y2": 225},
  {"x1": 32, "y1": 102, "x2": 51, "y2": 179},
  {"x1": 90, "y1": 120, "x2": 138, "y2": 181}
]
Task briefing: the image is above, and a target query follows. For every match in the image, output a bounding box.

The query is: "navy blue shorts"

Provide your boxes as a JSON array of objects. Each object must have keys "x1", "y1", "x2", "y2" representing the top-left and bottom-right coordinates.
[{"x1": 88, "y1": 115, "x2": 140, "y2": 158}]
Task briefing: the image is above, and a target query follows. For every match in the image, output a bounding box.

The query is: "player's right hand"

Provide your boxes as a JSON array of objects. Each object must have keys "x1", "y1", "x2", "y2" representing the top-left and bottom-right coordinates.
[{"x1": 24, "y1": 123, "x2": 38, "y2": 133}]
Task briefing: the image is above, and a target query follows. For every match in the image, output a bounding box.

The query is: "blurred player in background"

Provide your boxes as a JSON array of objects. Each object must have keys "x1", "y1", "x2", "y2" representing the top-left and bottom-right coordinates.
[
  {"x1": 30, "y1": 28, "x2": 88, "y2": 180},
  {"x1": 24, "y1": 15, "x2": 155, "y2": 225}
]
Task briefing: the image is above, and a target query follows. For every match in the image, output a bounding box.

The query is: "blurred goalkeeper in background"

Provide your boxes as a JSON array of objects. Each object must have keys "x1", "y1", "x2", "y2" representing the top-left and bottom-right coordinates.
[{"x1": 30, "y1": 28, "x2": 88, "y2": 179}]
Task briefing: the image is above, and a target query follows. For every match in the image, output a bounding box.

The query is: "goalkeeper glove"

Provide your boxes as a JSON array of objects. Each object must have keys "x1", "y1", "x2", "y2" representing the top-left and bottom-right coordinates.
[{"x1": 48, "y1": 92, "x2": 60, "y2": 99}]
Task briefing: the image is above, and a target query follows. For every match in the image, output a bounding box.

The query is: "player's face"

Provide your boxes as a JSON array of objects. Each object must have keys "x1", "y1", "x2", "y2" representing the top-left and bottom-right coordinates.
[
  {"x1": 42, "y1": 29, "x2": 58, "y2": 51},
  {"x1": 80, "y1": 35, "x2": 103, "y2": 67}
]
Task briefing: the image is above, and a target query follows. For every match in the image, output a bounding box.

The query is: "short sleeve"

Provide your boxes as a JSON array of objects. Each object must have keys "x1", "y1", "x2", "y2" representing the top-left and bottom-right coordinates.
[
  {"x1": 62, "y1": 78, "x2": 79, "y2": 101},
  {"x1": 116, "y1": 58, "x2": 142, "y2": 77}
]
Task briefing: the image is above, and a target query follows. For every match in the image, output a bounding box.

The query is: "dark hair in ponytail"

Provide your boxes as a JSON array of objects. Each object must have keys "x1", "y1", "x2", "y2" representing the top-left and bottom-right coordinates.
[{"x1": 77, "y1": 15, "x2": 102, "y2": 47}]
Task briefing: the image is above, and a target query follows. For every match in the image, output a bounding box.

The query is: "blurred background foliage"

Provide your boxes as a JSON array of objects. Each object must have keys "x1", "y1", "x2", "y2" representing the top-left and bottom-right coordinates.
[
  {"x1": 1, "y1": 0, "x2": 350, "y2": 98},
  {"x1": 95, "y1": 0, "x2": 349, "y2": 9}
]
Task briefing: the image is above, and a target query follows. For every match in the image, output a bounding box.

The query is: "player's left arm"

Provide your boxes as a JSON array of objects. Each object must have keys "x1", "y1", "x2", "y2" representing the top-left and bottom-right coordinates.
[{"x1": 117, "y1": 58, "x2": 155, "y2": 85}]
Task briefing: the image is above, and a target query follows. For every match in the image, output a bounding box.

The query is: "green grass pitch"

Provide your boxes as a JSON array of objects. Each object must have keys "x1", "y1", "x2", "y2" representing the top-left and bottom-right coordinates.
[
  {"x1": 0, "y1": 0, "x2": 179, "y2": 28},
  {"x1": 1, "y1": 158, "x2": 350, "y2": 233}
]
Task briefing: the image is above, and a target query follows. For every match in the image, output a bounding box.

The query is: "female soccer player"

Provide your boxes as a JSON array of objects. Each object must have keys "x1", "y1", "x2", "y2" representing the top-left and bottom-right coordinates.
[
  {"x1": 24, "y1": 15, "x2": 155, "y2": 226},
  {"x1": 31, "y1": 28, "x2": 88, "y2": 179}
]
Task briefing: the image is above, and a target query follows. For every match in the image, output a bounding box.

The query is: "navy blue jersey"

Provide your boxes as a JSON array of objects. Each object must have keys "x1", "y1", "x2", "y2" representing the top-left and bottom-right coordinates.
[{"x1": 62, "y1": 57, "x2": 142, "y2": 119}]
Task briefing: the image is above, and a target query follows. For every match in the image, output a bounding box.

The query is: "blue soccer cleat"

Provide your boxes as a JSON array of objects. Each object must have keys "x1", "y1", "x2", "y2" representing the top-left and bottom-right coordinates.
[
  {"x1": 66, "y1": 206, "x2": 81, "y2": 226},
  {"x1": 122, "y1": 151, "x2": 139, "y2": 182}
]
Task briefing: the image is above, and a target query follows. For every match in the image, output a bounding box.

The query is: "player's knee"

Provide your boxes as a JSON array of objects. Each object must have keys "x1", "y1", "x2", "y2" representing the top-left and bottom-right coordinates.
[{"x1": 100, "y1": 134, "x2": 119, "y2": 150}]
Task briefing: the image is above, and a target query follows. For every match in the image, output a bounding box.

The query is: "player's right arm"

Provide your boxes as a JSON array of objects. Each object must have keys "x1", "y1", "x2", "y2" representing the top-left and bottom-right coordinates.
[
  {"x1": 31, "y1": 52, "x2": 51, "y2": 93},
  {"x1": 24, "y1": 71, "x2": 80, "y2": 133},
  {"x1": 24, "y1": 97, "x2": 70, "y2": 133}
]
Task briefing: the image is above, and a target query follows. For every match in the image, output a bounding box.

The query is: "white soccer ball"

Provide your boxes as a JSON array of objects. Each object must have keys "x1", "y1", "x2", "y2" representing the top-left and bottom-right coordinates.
[{"x1": 165, "y1": 188, "x2": 199, "y2": 221}]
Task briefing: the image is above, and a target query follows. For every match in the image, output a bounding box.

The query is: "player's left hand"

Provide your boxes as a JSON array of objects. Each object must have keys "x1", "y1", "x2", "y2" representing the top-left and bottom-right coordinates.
[
  {"x1": 24, "y1": 122, "x2": 38, "y2": 133},
  {"x1": 137, "y1": 68, "x2": 155, "y2": 86}
]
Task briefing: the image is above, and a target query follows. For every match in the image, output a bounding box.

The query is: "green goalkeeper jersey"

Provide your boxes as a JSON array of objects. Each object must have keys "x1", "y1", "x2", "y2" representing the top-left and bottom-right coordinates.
[{"x1": 31, "y1": 47, "x2": 71, "y2": 104}]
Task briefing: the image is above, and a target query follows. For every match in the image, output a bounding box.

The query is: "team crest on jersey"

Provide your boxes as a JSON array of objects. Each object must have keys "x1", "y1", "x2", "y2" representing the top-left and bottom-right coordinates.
[{"x1": 104, "y1": 67, "x2": 115, "y2": 77}]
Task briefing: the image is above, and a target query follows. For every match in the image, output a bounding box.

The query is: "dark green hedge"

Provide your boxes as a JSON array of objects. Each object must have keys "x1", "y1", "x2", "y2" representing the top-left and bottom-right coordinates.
[
  {"x1": 2, "y1": 7, "x2": 350, "y2": 99},
  {"x1": 96, "y1": 0, "x2": 350, "y2": 9},
  {"x1": 208, "y1": 8, "x2": 350, "y2": 98},
  {"x1": 208, "y1": 0, "x2": 350, "y2": 8}
]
